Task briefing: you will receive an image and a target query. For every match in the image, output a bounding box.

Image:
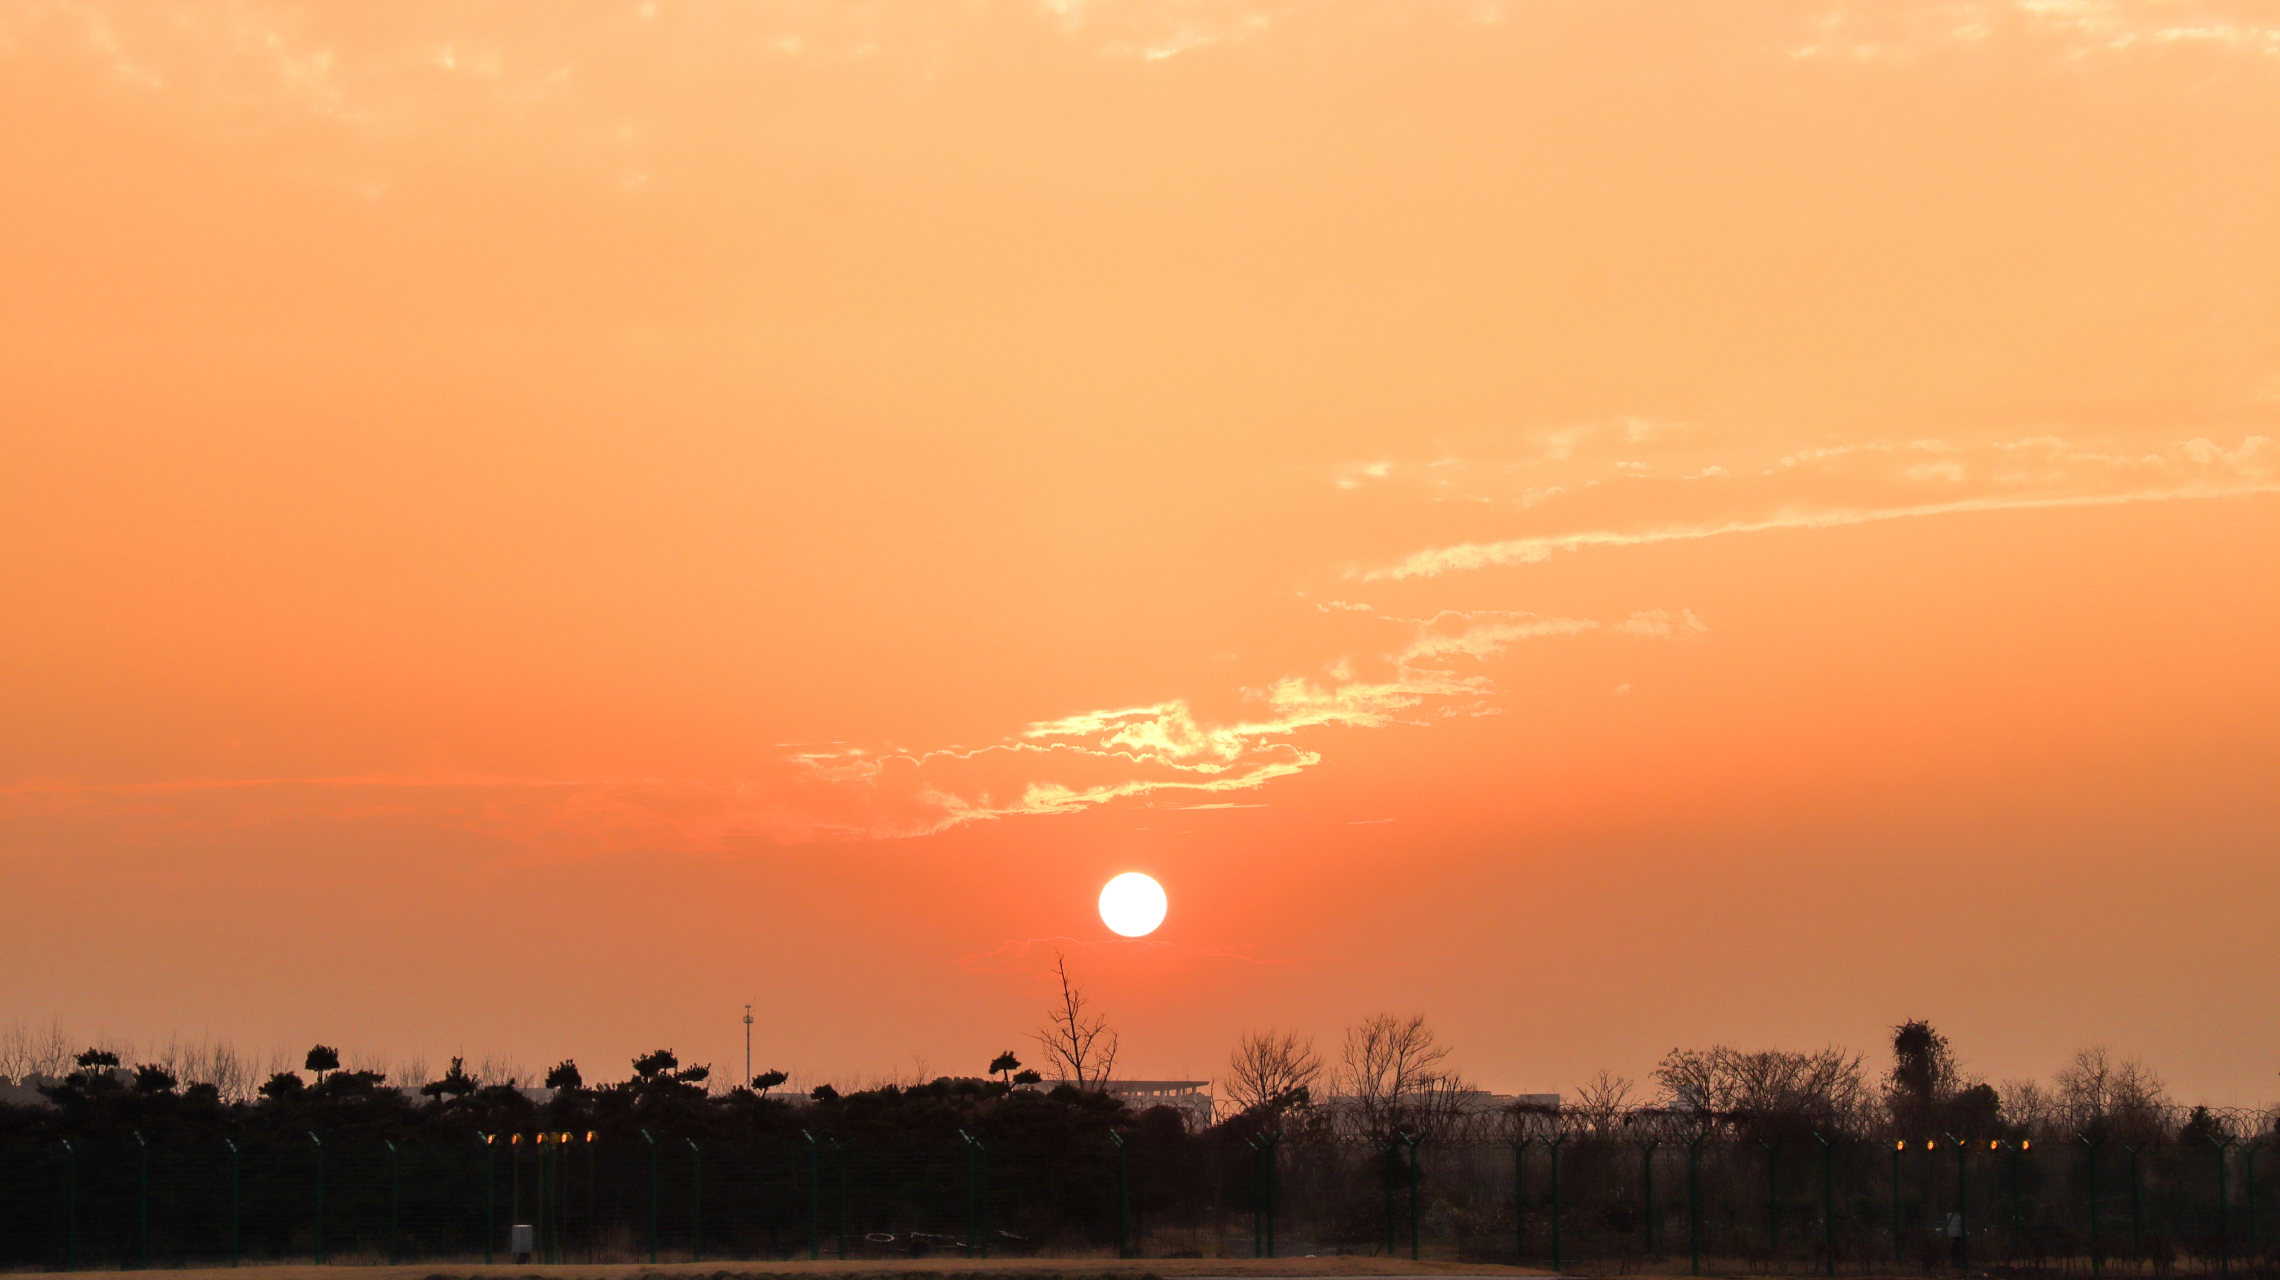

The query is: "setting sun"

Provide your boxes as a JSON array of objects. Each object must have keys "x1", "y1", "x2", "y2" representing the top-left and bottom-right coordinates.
[{"x1": 1098, "y1": 872, "x2": 1168, "y2": 938}]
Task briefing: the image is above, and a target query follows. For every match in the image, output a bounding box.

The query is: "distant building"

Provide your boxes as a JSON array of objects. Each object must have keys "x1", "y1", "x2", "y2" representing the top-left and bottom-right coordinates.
[
  {"x1": 0, "y1": 1075, "x2": 60, "y2": 1108},
  {"x1": 391, "y1": 1085, "x2": 560, "y2": 1106},
  {"x1": 1038, "y1": 1078, "x2": 1215, "y2": 1130},
  {"x1": 1317, "y1": 1090, "x2": 1559, "y2": 1111},
  {"x1": 1307, "y1": 1089, "x2": 1561, "y2": 1131},
  {"x1": 1496, "y1": 1092, "x2": 1564, "y2": 1110}
]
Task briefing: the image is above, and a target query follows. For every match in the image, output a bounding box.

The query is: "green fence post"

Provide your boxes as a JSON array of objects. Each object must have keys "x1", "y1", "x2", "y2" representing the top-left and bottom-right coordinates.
[
  {"x1": 547, "y1": 1135, "x2": 562, "y2": 1265},
  {"x1": 133, "y1": 1129, "x2": 149, "y2": 1270},
  {"x1": 1814, "y1": 1132, "x2": 1834, "y2": 1278},
  {"x1": 555, "y1": 1135, "x2": 568, "y2": 1264},
  {"x1": 1892, "y1": 1140, "x2": 1906, "y2": 1264},
  {"x1": 1248, "y1": 1137, "x2": 1265, "y2": 1258},
  {"x1": 225, "y1": 1139, "x2": 240, "y2": 1268},
  {"x1": 1403, "y1": 1131, "x2": 1422, "y2": 1261},
  {"x1": 1268, "y1": 1131, "x2": 1281, "y2": 1258},
  {"x1": 960, "y1": 1129, "x2": 991, "y2": 1258},
  {"x1": 802, "y1": 1130, "x2": 820, "y2": 1261},
  {"x1": 832, "y1": 1138, "x2": 849, "y2": 1260},
  {"x1": 1110, "y1": 1133, "x2": 1132, "y2": 1259},
  {"x1": 1382, "y1": 1139, "x2": 1397, "y2": 1258},
  {"x1": 61, "y1": 1139, "x2": 78, "y2": 1273},
  {"x1": 1642, "y1": 1140, "x2": 1659, "y2": 1257},
  {"x1": 385, "y1": 1140, "x2": 401, "y2": 1265},
  {"x1": 1948, "y1": 1133, "x2": 1969, "y2": 1270},
  {"x1": 2009, "y1": 1139, "x2": 2026, "y2": 1258},
  {"x1": 2214, "y1": 1136, "x2": 2234, "y2": 1277},
  {"x1": 2247, "y1": 1141, "x2": 2260, "y2": 1260},
  {"x1": 1549, "y1": 1133, "x2": 1566, "y2": 1274},
  {"x1": 1644, "y1": 1140, "x2": 1660, "y2": 1258},
  {"x1": 2125, "y1": 1143, "x2": 2143, "y2": 1261},
  {"x1": 685, "y1": 1139, "x2": 701, "y2": 1264},
  {"x1": 535, "y1": 1131, "x2": 549, "y2": 1259},
  {"x1": 1243, "y1": 1132, "x2": 1279, "y2": 1258},
  {"x1": 307, "y1": 1132, "x2": 325, "y2": 1266},
  {"x1": 2080, "y1": 1135, "x2": 2103, "y2": 1277},
  {"x1": 638, "y1": 1129, "x2": 657, "y2": 1264},
  {"x1": 570, "y1": 1132, "x2": 587, "y2": 1263},
  {"x1": 572, "y1": 1132, "x2": 587, "y2": 1263},
  {"x1": 555, "y1": 1133, "x2": 566, "y2": 1263},
  {"x1": 532, "y1": 1137, "x2": 545, "y2": 1265},
  {"x1": 1763, "y1": 1141, "x2": 1780, "y2": 1266},
  {"x1": 1512, "y1": 1138, "x2": 1532, "y2": 1266},
  {"x1": 962, "y1": 1130, "x2": 980, "y2": 1259},
  {"x1": 1689, "y1": 1133, "x2": 1705, "y2": 1277},
  {"x1": 480, "y1": 1134, "x2": 495, "y2": 1265}
]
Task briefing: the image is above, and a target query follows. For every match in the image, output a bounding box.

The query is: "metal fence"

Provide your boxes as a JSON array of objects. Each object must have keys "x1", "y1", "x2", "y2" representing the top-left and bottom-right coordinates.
[{"x1": 6, "y1": 1124, "x2": 2277, "y2": 1273}]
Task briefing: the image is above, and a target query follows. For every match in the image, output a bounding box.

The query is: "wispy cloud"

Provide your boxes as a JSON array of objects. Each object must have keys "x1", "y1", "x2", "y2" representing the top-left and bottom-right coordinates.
[
  {"x1": 1396, "y1": 612, "x2": 1601, "y2": 662},
  {"x1": 1784, "y1": 0, "x2": 2280, "y2": 62},
  {"x1": 1361, "y1": 437, "x2": 2277, "y2": 581},
  {"x1": 2, "y1": 597, "x2": 1703, "y2": 851}
]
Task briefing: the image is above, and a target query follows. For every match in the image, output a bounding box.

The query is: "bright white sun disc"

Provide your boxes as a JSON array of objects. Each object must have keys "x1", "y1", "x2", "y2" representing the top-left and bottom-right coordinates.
[{"x1": 1098, "y1": 872, "x2": 1167, "y2": 937}]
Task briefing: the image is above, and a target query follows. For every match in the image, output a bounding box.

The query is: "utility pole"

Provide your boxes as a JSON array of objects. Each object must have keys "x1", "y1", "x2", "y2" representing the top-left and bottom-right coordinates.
[{"x1": 744, "y1": 1003, "x2": 754, "y2": 1088}]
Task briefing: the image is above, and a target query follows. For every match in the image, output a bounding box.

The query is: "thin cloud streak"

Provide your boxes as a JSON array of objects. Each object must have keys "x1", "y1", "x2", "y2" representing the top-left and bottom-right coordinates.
[
  {"x1": 2, "y1": 605, "x2": 1694, "y2": 851},
  {"x1": 1365, "y1": 446, "x2": 2278, "y2": 581}
]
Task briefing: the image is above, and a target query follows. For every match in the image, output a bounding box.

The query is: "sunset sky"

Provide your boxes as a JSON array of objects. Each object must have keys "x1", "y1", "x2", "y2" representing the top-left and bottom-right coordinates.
[{"x1": 3, "y1": 0, "x2": 2276, "y2": 1105}]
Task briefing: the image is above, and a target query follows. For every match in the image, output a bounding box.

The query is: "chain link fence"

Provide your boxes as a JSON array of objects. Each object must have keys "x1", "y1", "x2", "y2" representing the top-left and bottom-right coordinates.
[{"x1": 6, "y1": 1117, "x2": 2277, "y2": 1273}]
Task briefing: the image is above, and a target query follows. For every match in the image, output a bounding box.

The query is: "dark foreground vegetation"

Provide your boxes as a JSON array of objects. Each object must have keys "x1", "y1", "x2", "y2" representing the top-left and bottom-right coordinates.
[{"x1": 3, "y1": 1022, "x2": 2277, "y2": 1275}]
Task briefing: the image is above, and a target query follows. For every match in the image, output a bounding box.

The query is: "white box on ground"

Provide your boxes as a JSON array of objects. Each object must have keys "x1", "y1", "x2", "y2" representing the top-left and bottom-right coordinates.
[{"x1": 510, "y1": 1224, "x2": 535, "y2": 1254}]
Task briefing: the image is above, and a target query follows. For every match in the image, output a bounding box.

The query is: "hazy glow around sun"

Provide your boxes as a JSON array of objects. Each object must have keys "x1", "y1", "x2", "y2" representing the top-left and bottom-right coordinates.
[{"x1": 1098, "y1": 872, "x2": 1167, "y2": 937}]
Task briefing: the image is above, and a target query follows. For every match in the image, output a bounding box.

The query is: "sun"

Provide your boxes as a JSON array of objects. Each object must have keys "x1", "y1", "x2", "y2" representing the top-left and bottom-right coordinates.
[{"x1": 1098, "y1": 871, "x2": 1167, "y2": 937}]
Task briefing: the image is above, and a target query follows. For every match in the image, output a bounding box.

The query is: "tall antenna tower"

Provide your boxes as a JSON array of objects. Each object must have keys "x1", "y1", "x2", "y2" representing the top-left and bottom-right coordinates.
[{"x1": 743, "y1": 1003, "x2": 754, "y2": 1089}]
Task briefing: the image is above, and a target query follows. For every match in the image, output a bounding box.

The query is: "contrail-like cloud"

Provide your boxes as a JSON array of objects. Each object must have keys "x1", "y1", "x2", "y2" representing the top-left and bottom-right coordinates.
[{"x1": 1363, "y1": 438, "x2": 2277, "y2": 581}]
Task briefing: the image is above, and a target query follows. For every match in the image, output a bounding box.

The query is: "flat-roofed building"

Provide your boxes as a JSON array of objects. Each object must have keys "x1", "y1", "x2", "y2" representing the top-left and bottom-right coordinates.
[{"x1": 1039, "y1": 1078, "x2": 1215, "y2": 1130}]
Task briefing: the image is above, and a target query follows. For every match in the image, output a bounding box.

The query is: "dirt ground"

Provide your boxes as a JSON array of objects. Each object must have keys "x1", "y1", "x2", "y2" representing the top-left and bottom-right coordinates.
[{"x1": 1, "y1": 1261, "x2": 1545, "y2": 1280}]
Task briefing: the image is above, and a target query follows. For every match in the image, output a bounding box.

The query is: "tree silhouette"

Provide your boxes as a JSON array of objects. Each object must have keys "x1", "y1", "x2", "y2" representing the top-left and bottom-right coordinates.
[
  {"x1": 304, "y1": 1044, "x2": 341, "y2": 1083},
  {"x1": 1337, "y1": 1013, "x2": 1467, "y2": 1139},
  {"x1": 1888, "y1": 1020, "x2": 1955, "y2": 1133},
  {"x1": 424, "y1": 1056, "x2": 479, "y2": 1102},
  {"x1": 544, "y1": 1060, "x2": 583, "y2": 1091},
  {"x1": 64, "y1": 1048, "x2": 122, "y2": 1092},
  {"x1": 132, "y1": 1064, "x2": 178, "y2": 1094},
  {"x1": 2181, "y1": 1104, "x2": 2231, "y2": 1146},
  {"x1": 1032, "y1": 953, "x2": 1118, "y2": 1090},
  {"x1": 1951, "y1": 1081, "x2": 2002, "y2": 1134},
  {"x1": 989, "y1": 1051, "x2": 1023, "y2": 1086},
  {"x1": 1225, "y1": 1030, "x2": 1320, "y2": 1127},
  {"x1": 258, "y1": 1071, "x2": 305, "y2": 1100},
  {"x1": 314, "y1": 1068, "x2": 386, "y2": 1097},
  {"x1": 627, "y1": 1049, "x2": 710, "y2": 1099},
  {"x1": 751, "y1": 1069, "x2": 788, "y2": 1095},
  {"x1": 1012, "y1": 1069, "x2": 1042, "y2": 1085}
]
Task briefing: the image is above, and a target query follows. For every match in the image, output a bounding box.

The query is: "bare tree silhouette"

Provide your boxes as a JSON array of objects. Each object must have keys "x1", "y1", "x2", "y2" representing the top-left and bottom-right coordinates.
[
  {"x1": 1224, "y1": 1029, "x2": 1321, "y2": 1126},
  {"x1": 1032, "y1": 952, "x2": 1118, "y2": 1090}
]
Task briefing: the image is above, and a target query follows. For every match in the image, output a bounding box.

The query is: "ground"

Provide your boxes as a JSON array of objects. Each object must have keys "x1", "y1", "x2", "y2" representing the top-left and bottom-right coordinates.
[{"x1": 2, "y1": 1262, "x2": 1543, "y2": 1280}]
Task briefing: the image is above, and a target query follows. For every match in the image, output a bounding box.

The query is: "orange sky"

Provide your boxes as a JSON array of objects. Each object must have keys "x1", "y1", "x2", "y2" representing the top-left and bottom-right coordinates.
[{"x1": 3, "y1": 0, "x2": 2277, "y2": 1104}]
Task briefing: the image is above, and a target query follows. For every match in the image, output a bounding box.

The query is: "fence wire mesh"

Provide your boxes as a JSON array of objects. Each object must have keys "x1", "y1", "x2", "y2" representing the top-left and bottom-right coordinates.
[{"x1": 6, "y1": 1116, "x2": 2278, "y2": 1274}]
